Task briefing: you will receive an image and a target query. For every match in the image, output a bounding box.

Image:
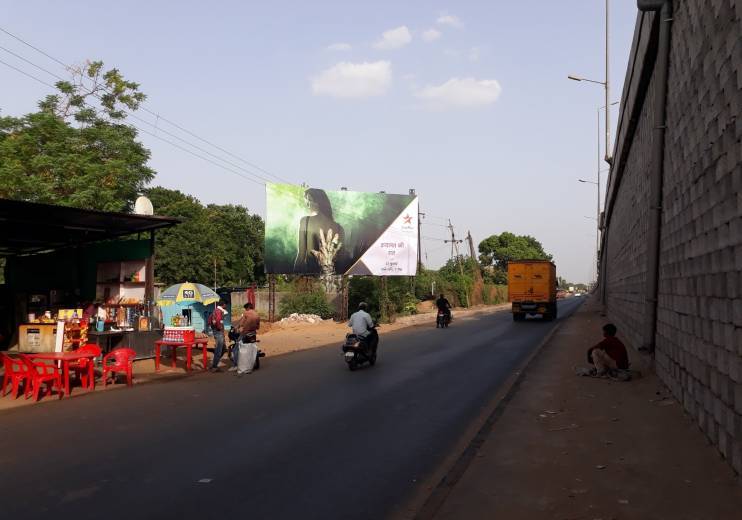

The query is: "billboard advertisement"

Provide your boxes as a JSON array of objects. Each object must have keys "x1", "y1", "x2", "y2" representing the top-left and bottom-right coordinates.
[{"x1": 265, "y1": 184, "x2": 418, "y2": 276}]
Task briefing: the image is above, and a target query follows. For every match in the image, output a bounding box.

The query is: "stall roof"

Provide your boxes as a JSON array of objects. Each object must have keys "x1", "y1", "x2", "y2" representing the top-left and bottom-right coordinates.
[{"x1": 0, "y1": 198, "x2": 180, "y2": 256}]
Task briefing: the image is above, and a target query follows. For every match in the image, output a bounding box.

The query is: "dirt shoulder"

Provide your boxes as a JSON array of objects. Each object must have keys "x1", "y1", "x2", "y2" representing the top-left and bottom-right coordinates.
[{"x1": 425, "y1": 296, "x2": 742, "y2": 520}]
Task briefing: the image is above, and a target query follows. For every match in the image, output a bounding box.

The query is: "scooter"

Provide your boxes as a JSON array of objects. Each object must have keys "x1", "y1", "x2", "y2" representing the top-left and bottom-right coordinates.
[
  {"x1": 342, "y1": 328, "x2": 378, "y2": 371},
  {"x1": 228, "y1": 328, "x2": 265, "y2": 369},
  {"x1": 436, "y1": 310, "x2": 451, "y2": 328}
]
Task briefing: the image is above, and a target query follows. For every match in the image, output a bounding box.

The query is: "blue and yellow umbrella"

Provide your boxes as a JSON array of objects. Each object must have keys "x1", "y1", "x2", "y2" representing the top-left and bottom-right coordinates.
[{"x1": 157, "y1": 282, "x2": 220, "y2": 307}]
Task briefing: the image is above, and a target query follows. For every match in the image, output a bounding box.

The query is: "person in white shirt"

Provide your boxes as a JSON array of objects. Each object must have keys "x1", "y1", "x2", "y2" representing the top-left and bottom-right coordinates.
[{"x1": 348, "y1": 302, "x2": 377, "y2": 353}]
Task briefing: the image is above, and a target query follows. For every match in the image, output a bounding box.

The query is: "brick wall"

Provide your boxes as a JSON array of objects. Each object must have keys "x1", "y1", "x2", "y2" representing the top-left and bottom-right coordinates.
[{"x1": 603, "y1": 0, "x2": 742, "y2": 474}]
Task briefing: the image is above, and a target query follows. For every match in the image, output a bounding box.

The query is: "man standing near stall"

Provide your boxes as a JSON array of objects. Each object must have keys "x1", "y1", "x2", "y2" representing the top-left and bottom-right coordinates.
[
  {"x1": 234, "y1": 302, "x2": 261, "y2": 376},
  {"x1": 208, "y1": 300, "x2": 229, "y2": 372}
]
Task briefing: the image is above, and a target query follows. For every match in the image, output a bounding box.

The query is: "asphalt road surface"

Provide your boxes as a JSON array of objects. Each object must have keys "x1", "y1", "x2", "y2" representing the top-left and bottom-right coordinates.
[{"x1": 0, "y1": 298, "x2": 583, "y2": 519}]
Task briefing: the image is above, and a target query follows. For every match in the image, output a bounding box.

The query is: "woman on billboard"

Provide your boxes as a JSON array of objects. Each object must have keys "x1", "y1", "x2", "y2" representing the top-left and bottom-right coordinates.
[{"x1": 294, "y1": 188, "x2": 347, "y2": 275}]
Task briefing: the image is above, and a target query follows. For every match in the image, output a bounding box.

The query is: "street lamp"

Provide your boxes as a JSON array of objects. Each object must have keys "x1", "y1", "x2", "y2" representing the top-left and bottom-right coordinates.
[
  {"x1": 579, "y1": 178, "x2": 600, "y2": 284},
  {"x1": 568, "y1": 0, "x2": 611, "y2": 164}
]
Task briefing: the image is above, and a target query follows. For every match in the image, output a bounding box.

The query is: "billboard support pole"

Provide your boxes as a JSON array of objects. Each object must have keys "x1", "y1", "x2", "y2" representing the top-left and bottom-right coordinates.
[
  {"x1": 268, "y1": 274, "x2": 276, "y2": 322},
  {"x1": 341, "y1": 275, "x2": 349, "y2": 321},
  {"x1": 380, "y1": 276, "x2": 389, "y2": 323}
]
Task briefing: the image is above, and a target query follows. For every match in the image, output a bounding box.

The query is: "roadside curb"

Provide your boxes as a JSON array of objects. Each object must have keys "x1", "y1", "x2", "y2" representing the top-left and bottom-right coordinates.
[{"x1": 412, "y1": 303, "x2": 577, "y2": 519}]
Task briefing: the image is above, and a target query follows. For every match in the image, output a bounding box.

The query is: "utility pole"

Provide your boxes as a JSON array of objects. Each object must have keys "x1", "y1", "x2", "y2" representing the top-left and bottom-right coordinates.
[
  {"x1": 213, "y1": 258, "x2": 217, "y2": 290},
  {"x1": 466, "y1": 231, "x2": 476, "y2": 260},
  {"x1": 445, "y1": 220, "x2": 469, "y2": 307},
  {"x1": 446, "y1": 220, "x2": 461, "y2": 260}
]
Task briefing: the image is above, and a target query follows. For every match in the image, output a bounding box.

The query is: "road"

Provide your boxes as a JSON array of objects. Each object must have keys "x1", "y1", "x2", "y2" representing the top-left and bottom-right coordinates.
[{"x1": 0, "y1": 298, "x2": 583, "y2": 519}]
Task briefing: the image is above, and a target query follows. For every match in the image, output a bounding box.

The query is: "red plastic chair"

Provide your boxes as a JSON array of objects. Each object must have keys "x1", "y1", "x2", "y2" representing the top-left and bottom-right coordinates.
[
  {"x1": 102, "y1": 348, "x2": 136, "y2": 388},
  {"x1": 20, "y1": 354, "x2": 64, "y2": 401},
  {"x1": 1, "y1": 352, "x2": 31, "y2": 399},
  {"x1": 70, "y1": 344, "x2": 102, "y2": 390}
]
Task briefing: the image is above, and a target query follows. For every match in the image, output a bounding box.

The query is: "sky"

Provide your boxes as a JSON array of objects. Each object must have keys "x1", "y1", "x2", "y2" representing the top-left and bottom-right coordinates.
[{"x1": 1, "y1": 1, "x2": 639, "y2": 283}]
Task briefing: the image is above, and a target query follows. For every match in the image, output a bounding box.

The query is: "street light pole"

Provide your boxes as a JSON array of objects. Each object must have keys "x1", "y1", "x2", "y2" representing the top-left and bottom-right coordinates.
[
  {"x1": 605, "y1": 0, "x2": 611, "y2": 164},
  {"x1": 567, "y1": 0, "x2": 612, "y2": 164},
  {"x1": 579, "y1": 179, "x2": 600, "y2": 284}
]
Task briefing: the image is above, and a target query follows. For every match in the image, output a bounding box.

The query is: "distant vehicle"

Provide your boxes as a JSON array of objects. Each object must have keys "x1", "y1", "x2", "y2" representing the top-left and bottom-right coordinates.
[{"x1": 508, "y1": 260, "x2": 558, "y2": 321}]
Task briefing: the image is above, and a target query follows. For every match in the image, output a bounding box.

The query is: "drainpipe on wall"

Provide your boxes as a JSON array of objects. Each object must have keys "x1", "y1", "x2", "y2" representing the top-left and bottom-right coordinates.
[{"x1": 637, "y1": 0, "x2": 673, "y2": 353}]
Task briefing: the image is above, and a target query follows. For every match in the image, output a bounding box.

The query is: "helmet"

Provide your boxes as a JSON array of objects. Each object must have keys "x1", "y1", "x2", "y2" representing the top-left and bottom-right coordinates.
[{"x1": 358, "y1": 302, "x2": 368, "y2": 311}]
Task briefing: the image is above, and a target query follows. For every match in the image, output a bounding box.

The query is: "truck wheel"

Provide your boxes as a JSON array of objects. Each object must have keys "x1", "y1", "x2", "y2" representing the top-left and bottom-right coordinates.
[{"x1": 513, "y1": 313, "x2": 525, "y2": 322}]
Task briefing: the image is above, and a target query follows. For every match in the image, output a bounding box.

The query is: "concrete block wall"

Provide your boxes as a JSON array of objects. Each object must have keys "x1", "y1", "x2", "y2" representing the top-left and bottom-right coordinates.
[
  {"x1": 603, "y1": 1, "x2": 742, "y2": 474},
  {"x1": 603, "y1": 70, "x2": 656, "y2": 352}
]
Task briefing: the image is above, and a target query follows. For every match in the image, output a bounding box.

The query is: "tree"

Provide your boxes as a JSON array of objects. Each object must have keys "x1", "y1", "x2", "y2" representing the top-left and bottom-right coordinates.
[
  {"x1": 478, "y1": 232, "x2": 552, "y2": 284},
  {"x1": 145, "y1": 187, "x2": 264, "y2": 287},
  {"x1": 0, "y1": 61, "x2": 153, "y2": 211}
]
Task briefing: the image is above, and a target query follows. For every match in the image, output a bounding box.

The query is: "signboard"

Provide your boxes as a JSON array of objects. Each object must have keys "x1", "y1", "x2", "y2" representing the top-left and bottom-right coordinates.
[{"x1": 265, "y1": 184, "x2": 418, "y2": 276}]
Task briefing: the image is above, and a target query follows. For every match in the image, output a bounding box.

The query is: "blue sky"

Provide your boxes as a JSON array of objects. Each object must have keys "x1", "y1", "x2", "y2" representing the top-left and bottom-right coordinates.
[{"x1": 2, "y1": 1, "x2": 638, "y2": 283}]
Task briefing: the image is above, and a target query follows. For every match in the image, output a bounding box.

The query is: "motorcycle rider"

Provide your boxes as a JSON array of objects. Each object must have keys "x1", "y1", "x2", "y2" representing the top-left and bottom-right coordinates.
[
  {"x1": 348, "y1": 302, "x2": 378, "y2": 354},
  {"x1": 436, "y1": 293, "x2": 452, "y2": 326}
]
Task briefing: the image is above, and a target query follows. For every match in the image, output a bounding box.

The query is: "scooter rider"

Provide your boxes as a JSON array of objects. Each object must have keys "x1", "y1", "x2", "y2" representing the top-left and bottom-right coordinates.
[{"x1": 348, "y1": 302, "x2": 378, "y2": 353}]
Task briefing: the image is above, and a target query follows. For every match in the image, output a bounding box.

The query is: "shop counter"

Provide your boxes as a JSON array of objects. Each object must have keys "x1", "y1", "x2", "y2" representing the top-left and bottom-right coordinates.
[
  {"x1": 87, "y1": 330, "x2": 163, "y2": 360},
  {"x1": 18, "y1": 323, "x2": 58, "y2": 352}
]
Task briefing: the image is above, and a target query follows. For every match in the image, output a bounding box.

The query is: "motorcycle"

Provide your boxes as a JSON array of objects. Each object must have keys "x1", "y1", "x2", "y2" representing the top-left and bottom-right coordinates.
[
  {"x1": 228, "y1": 328, "x2": 265, "y2": 370},
  {"x1": 436, "y1": 310, "x2": 451, "y2": 328},
  {"x1": 342, "y1": 327, "x2": 378, "y2": 371}
]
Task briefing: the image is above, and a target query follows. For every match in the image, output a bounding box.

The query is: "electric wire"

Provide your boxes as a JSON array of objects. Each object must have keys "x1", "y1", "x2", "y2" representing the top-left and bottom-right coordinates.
[
  {"x1": 0, "y1": 58, "x2": 265, "y2": 187},
  {"x1": 0, "y1": 25, "x2": 291, "y2": 185},
  {"x1": 0, "y1": 43, "x2": 271, "y2": 185}
]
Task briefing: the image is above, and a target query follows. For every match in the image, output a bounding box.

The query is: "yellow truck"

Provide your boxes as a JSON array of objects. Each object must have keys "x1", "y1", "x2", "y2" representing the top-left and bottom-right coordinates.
[{"x1": 507, "y1": 260, "x2": 558, "y2": 321}]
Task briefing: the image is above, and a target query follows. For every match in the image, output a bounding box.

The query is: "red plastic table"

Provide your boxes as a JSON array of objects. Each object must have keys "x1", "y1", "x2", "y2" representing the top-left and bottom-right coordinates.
[
  {"x1": 154, "y1": 339, "x2": 208, "y2": 371},
  {"x1": 27, "y1": 351, "x2": 97, "y2": 398}
]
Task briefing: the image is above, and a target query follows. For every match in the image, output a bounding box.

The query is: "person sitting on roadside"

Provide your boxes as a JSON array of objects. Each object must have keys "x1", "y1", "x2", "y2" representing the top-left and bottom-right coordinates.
[{"x1": 587, "y1": 323, "x2": 629, "y2": 376}]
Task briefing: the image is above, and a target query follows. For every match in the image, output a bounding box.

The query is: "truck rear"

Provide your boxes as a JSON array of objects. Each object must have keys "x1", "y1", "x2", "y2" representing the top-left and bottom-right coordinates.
[{"x1": 507, "y1": 260, "x2": 558, "y2": 321}]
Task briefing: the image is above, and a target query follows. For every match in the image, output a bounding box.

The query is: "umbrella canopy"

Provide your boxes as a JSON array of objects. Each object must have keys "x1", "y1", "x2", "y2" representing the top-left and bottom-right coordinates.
[{"x1": 157, "y1": 282, "x2": 220, "y2": 306}]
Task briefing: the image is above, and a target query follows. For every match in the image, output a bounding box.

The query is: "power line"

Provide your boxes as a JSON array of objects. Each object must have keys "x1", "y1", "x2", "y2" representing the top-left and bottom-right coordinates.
[
  {"x1": 0, "y1": 25, "x2": 291, "y2": 185},
  {"x1": 0, "y1": 43, "x2": 271, "y2": 185},
  {"x1": 0, "y1": 58, "x2": 265, "y2": 187}
]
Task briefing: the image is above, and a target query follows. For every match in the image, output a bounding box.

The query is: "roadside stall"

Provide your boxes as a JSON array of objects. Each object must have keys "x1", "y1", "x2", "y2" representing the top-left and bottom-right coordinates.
[
  {"x1": 0, "y1": 198, "x2": 180, "y2": 359},
  {"x1": 154, "y1": 282, "x2": 218, "y2": 371}
]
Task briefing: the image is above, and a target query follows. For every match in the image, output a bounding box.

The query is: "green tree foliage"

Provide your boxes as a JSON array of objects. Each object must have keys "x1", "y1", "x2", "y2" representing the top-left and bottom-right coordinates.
[
  {"x1": 0, "y1": 61, "x2": 153, "y2": 211},
  {"x1": 145, "y1": 187, "x2": 264, "y2": 287},
  {"x1": 279, "y1": 291, "x2": 334, "y2": 319},
  {"x1": 478, "y1": 232, "x2": 552, "y2": 284}
]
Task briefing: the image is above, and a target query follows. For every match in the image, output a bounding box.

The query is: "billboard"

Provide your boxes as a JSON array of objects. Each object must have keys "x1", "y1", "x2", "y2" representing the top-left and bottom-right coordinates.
[{"x1": 265, "y1": 184, "x2": 418, "y2": 276}]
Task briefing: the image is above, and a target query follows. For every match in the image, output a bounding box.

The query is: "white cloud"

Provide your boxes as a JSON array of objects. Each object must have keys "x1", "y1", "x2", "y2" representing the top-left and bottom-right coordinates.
[
  {"x1": 415, "y1": 77, "x2": 502, "y2": 109},
  {"x1": 436, "y1": 14, "x2": 463, "y2": 28},
  {"x1": 373, "y1": 26, "x2": 412, "y2": 50},
  {"x1": 311, "y1": 61, "x2": 392, "y2": 98},
  {"x1": 422, "y1": 28, "x2": 442, "y2": 42},
  {"x1": 327, "y1": 42, "x2": 352, "y2": 51}
]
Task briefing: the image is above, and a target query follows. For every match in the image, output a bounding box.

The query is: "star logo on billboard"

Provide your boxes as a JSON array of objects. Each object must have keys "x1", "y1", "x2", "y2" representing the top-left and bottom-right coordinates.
[{"x1": 403, "y1": 214, "x2": 413, "y2": 225}]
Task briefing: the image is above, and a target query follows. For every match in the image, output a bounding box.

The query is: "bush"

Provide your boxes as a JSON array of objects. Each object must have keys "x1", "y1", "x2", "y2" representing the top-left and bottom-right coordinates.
[
  {"x1": 483, "y1": 284, "x2": 508, "y2": 305},
  {"x1": 279, "y1": 291, "x2": 334, "y2": 319}
]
